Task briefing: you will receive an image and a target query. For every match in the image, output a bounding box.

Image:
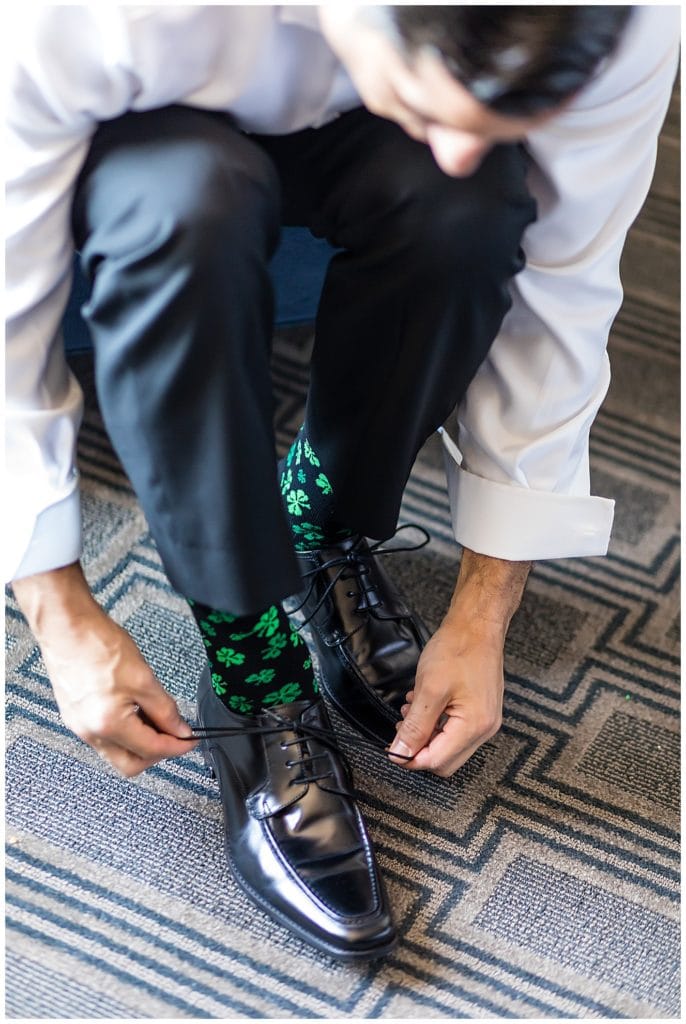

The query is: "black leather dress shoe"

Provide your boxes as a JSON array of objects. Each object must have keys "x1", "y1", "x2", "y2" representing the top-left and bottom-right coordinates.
[
  {"x1": 288, "y1": 530, "x2": 431, "y2": 748},
  {"x1": 195, "y1": 664, "x2": 397, "y2": 960}
]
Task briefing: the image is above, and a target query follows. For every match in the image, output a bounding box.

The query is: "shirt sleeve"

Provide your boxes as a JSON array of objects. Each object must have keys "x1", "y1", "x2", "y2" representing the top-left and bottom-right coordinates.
[
  {"x1": 4, "y1": 8, "x2": 138, "y2": 582},
  {"x1": 442, "y1": 6, "x2": 680, "y2": 561}
]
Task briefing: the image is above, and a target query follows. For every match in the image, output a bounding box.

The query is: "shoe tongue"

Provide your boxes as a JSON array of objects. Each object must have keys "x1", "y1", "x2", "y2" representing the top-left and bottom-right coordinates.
[
  {"x1": 261, "y1": 699, "x2": 317, "y2": 724},
  {"x1": 334, "y1": 534, "x2": 360, "y2": 551},
  {"x1": 248, "y1": 702, "x2": 321, "y2": 819},
  {"x1": 319, "y1": 533, "x2": 362, "y2": 559}
]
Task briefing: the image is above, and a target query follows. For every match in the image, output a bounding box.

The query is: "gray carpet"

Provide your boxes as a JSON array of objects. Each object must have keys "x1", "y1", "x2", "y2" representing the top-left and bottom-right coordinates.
[{"x1": 5, "y1": 89, "x2": 679, "y2": 1019}]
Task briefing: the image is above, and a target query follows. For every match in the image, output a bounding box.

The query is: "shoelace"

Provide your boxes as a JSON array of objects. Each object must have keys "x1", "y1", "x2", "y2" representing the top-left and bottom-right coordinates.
[
  {"x1": 290, "y1": 523, "x2": 431, "y2": 644},
  {"x1": 172, "y1": 714, "x2": 414, "y2": 781},
  {"x1": 193, "y1": 719, "x2": 344, "y2": 786},
  {"x1": 153, "y1": 525, "x2": 428, "y2": 772}
]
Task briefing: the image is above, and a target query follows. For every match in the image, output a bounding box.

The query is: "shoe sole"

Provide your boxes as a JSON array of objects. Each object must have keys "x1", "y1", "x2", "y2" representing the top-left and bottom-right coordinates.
[{"x1": 200, "y1": 740, "x2": 399, "y2": 963}]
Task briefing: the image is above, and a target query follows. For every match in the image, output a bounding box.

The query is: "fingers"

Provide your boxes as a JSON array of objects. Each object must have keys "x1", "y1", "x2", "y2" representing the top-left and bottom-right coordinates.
[
  {"x1": 92, "y1": 739, "x2": 160, "y2": 778},
  {"x1": 399, "y1": 689, "x2": 415, "y2": 719},
  {"x1": 387, "y1": 615, "x2": 506, "y2": 776},
  {"x1": 35, "y1": 600, "x2": 199, "y2": 777},
  {"x1": 114, "y1": 710, "x2": 198, "y2": 762},
  {"x1": 392, "y1": 683, "x2": 500, "y2": 777},
  {"x1": 90, "y1": 700, "x2": 197, "y2": 777},
  {"x1": 387, "y1": 686, "x2": 447, "y2": 764},
  {"x1": 407, "y1": 716, "x2": 482, "y2": 777},
  {"x1": 139, "y1": 686, "x2": 196, "y2": 740},
  {"x1": 400, "y1": 713, "x2": 500, "y2": 778},
  {"x1": 69, "y1": 678, "x2": 197, "y2": 773}
]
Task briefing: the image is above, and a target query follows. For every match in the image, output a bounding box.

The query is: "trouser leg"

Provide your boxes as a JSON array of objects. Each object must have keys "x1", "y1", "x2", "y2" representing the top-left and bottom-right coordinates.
[
  {"x1": 256, "y1": 108, "x2": 537, "y2": 540},
  {"x1": 71, "y1": 105, "x2": 300, "y2": 613}
]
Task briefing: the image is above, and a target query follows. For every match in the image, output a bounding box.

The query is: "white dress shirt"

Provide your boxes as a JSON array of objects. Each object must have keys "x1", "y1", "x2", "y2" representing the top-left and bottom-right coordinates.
[{"x1": 4, "y1": 5, "x2": 680, "y2": 582}]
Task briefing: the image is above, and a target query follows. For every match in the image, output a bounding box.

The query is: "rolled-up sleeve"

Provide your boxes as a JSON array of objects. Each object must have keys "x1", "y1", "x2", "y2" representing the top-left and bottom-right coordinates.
[
  {"x1": 4, "y1": 8, "x2": 135, "y2": 581},
  {"x1": 443, "y1": 6, "x2": 680, "y2": 561},
  {"x1": 5, "y1": 102, "x2": 91, "y2": 582}
]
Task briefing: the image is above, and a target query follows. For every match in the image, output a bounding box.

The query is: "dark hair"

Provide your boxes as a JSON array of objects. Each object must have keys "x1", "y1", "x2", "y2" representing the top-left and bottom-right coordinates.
[{"x1": 390, "y1": 6, "x2": 633, "y2": 116}]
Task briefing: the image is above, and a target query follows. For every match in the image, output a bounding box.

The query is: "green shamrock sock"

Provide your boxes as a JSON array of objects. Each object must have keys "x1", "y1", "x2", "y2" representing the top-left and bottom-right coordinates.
[
  {"x1": 188, "y1": 600, "x2": 318, "y2": 716},
  {"x1": 278, "y1": 425, "x2": 352, "y2": 552}
]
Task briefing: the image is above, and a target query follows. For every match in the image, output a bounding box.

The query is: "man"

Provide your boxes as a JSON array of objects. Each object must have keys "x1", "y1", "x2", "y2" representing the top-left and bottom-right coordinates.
[{"x1": 6, "y1": 6, "x2": 678, "y2": 960}]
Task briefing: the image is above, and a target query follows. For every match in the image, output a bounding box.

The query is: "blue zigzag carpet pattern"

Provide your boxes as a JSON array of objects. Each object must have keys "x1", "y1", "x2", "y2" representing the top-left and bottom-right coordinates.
[{"x1": 5, "y1": 92, "x2": 680, "y2": 1019}]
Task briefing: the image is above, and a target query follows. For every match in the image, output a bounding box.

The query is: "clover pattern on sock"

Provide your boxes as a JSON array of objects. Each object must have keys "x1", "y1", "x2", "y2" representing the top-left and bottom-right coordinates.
[
  {"x1": 188, "y1": 599, "x2": 318, "y2": 716},
  {"x1": 280, "y1": 427, "x2": 352, "y2": 552}
]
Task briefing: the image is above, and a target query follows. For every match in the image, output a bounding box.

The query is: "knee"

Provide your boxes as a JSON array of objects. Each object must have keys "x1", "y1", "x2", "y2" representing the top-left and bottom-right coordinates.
[
  {"x1": 388, "y1": 144, "x2": 536, "y2": 281},
  {"x1": 160, "y1": 135, "x2": 281, "y2": 262},
  {"x1": 78, "y1": 111, "x2": 281, "y2": 272}
]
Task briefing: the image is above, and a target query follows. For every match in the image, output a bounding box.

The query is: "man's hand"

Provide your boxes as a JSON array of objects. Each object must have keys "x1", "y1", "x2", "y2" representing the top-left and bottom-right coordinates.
[
  {"x1": 390, "y1": 617, "x2": 505, "y2": 777},
  {"x1": 12, "y1": 562, "x2": 197, "y2": 777},
  {"x1": 388, "y1": 548, "x2": 531, "y2": 777}
]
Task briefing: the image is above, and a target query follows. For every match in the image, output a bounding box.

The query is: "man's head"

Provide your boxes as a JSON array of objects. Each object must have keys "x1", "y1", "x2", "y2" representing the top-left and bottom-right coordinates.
[
  {"x1": 391, "y1": 7, "x2": 632, "y2": 117},
  {"x1": 319, "y1": 5, "x2": 632, "y2": 176}
]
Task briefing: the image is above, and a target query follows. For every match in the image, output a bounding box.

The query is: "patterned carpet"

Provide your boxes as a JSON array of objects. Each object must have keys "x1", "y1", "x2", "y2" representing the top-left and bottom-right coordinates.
[{"x1": 5, "y1": 89, "x2": 680, "y2": 1019}]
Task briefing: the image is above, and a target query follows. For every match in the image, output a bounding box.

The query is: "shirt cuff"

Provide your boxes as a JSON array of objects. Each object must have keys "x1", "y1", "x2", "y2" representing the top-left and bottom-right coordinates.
[
  {"x1": 439, "y1": 428, "x2": 614, "y2": 561},
  {"x1": 8, "y1": 491, "x2": 83, "y2": 582}
]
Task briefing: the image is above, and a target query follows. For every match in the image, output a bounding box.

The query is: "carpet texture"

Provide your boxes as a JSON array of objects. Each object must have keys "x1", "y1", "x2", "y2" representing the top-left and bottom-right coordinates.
[{"x1": 5, "y1": 90, "x2": 679, "y2": 1019}]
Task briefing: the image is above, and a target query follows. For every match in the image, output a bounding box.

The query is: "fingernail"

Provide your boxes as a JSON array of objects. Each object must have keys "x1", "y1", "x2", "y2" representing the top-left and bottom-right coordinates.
[
  {"x1": 177, "y1": 720, "x2": 195, "y2": 738},
  {"x1": 388, "y1": 739, "x2": 412, "y2": 759}
]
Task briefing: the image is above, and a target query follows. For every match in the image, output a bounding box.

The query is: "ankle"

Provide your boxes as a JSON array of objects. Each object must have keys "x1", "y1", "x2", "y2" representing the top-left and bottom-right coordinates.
[
  {"x1": 280, "y1": 428, "x2": 352, "y2": 552},
  {"x1": 187, "y1": 599, "x2": 318, "y2": 716}
]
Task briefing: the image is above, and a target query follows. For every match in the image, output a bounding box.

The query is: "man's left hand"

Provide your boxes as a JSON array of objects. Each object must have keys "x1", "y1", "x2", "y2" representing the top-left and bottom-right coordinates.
[
  {"x1": 387, "y1": 547, "x2": 531, "y2": 777},
  {"x1": 387, "y1": 615, "x2": 505, "y2": 777}
]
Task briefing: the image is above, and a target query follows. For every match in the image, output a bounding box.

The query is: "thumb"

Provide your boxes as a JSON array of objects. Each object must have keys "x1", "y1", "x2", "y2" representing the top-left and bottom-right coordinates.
[
  {"x1": 139, "y1": 683, "x2": 195, "y2": 739},
  {"x1": 388, "y1": 689, "x2": 446, "y2": 763}
]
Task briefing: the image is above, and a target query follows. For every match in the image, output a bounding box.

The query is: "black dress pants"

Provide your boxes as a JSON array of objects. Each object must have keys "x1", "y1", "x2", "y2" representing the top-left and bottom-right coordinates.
[{"x1": 71, "y1": 104, "x2": 536, "y2": 614}]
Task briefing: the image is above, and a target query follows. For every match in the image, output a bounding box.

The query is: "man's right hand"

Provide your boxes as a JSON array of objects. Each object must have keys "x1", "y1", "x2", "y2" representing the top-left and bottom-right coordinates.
[{"x1": 12, "y1": 561, "x2": 197, "y2": 777}]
